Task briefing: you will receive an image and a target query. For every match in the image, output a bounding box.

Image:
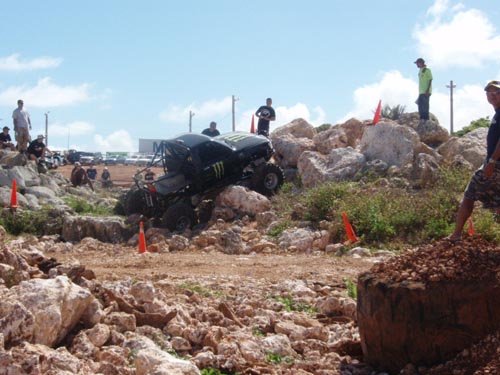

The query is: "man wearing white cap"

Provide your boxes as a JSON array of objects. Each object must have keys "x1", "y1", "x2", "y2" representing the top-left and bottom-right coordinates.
[
  {"x1": 447, "y1": 80, "x2": 500, "y2": 242},
  {"x1": 27, "y1": 134, "x2": 49, "y2": 161}
]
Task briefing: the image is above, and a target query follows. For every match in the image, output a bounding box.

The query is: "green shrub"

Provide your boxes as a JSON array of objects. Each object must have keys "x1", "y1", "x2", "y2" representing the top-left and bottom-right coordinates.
[
  {"x1": 64, "y1": 196, "x2": 113, "y2": 216},
  {"x1": 0, "y1": 208, "x2": 62, "y2": 236},
  {"x1": 454, "y1": 117, "x2": 490, "y2": 137},
  {"x1": 345, "y1": 278, "x2": 357, "y2": 299}
]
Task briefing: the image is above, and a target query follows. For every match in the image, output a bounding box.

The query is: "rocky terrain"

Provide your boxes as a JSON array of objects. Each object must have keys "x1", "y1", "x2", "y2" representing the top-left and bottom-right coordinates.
[{"x1": 1, "y1": 114, "x2": 500, "y2": 374}]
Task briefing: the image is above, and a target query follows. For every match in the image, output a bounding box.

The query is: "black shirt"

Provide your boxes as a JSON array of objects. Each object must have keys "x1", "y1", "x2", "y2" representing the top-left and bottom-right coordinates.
[
  {"x1": 255, "y1": 105, "x2": 276, "y2": 131},
  {"x1": 486, "y1": 108, "x2": 500, "y2": 159},
  {"x1": 202, "y1": 128, "x2": 220, "y2": 137},
  {"x1": 0, "y1": 132, "x2": 12, "y2": 148},
  {"x1": 27, "y1": 140, "x2": 46, "y2": 158}
]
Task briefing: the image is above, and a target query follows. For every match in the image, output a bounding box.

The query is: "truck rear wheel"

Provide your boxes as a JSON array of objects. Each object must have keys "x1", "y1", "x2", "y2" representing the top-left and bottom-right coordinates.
[
  {"x1": 123, "y1": 188, "x2": 146, "y2": 215},
  {"x1": 162, "y1": 202, "x2": 197, "y2": 232}
]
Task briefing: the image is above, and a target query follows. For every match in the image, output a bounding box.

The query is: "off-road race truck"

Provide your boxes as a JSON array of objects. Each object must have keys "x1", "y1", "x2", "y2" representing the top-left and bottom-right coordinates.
[{"x1": 117, "y1": 132, "x2": 284, "y2": 231}]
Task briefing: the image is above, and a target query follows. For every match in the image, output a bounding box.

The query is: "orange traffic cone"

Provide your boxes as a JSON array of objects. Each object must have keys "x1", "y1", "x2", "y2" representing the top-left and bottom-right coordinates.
[
  {"x1": 371, "y1": 100, "x2": 382, "y2": 125},
  {"x1": 342, "y1": 212, "x2": 358, "y2": 243},
  {"x1": 250, "y1": 114, "x2": 255, "y2": 134},
  {"x1": 138, "y1": 221, "x2": 147, "y2": 253},
  {"x1": 10, "y1": 178, "x2": 18, "y2": 210},
  {"x1": 467, "y1": 216, "x2": 475, "y2": 236}
]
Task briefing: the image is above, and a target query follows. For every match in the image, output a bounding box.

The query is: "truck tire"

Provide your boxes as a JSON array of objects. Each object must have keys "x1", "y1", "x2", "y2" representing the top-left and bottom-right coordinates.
[
  {"x1": 162, "y1": 202, "x2": 197, "y2": 232},
  {"x1": 251, "y1": 163, "x2": 284, "y2": 196},
  {"x1": 124, "y1": 188, "x2": 146, "y2": 215}
]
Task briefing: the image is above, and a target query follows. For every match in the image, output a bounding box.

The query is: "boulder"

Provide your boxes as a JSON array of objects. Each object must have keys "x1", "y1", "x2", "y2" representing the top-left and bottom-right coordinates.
[
  {"x1": 0, "y1": 276, "x2": 96, "y2": 348},
  {"x1": 61, "y1": 215, "x2": 131, "y2": 243},
  {"x1": 270, "y1": 118, "x2": 317, "y2": 139},
  {"x1": 438, "y1": 128, "x2": 487, "y2": 169},
  {"x1": 216, "y1": 185, "x2": 271, "y2": 216},
  {"x1": 271, "y1": 134, "x2": 316, "y2": 168},
  {"x1": 360, "y1": 121, "x2": 420, "y2": 167},
  {"x1": 297, "y1": 147, "x2": 365, "y2": 188},
  {"x1": 399, "y1": 112, "x2": 449, "y2": 147}
]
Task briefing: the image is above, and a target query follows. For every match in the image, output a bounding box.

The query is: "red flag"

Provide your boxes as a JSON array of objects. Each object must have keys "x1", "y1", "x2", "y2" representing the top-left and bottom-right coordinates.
[
  {"x1": 250, "y1": 115, "x2": 255, "y2": 133},
  {"x1": 372, "y1": 100, "x2": 382, "y2": 125}
]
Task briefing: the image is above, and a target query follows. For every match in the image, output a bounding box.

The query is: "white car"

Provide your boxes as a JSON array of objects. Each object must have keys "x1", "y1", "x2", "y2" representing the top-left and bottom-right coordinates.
[
  {"x1": 136, "y1": 155, "x2": 154, "y2": 167},
  {"x1": 124, "y1": 155, "x2": 139, "y2": 165}
]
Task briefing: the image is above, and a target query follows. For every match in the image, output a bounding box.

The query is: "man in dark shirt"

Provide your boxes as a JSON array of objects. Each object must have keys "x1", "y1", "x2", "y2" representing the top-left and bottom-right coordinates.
[
  {"x1": 447, "y1": 80, "x2": 500, "y2": 242},
  {"x1": 27, "y1": 134, "x2": 49, "y2": 161},
  {"x1": 255, "y1": 98, "x2": 276, "y2": 137},
  {"x1": 0, "y1": 126, "x2": 15, "y2": 150},
  {"x1": 86, "y1": 163, "x2": 97, "y2": 181},
  {"x1": 202, "y1": 121, "x2": 220, "y2": 137}
]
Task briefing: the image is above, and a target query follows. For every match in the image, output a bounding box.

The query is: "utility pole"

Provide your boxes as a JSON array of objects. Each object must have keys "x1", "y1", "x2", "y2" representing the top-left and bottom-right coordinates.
[
  {"x1": 446, "y1": 80, "x2": 456, "y2": 135},
  {"x1": 44, "y1": 112, "x2": 50, "y2": 146},
  {"x1": 189, "y1": 110, "x2": 195, "y2": 133},
  {"x1": 232, "y1": 95, "x2": 239, "y2": 131}
]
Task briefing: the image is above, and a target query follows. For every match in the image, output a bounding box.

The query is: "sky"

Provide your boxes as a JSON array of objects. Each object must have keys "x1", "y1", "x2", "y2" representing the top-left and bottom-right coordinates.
[{"x1": 1, "y1": 0, "x2": 500, "y2": 153}]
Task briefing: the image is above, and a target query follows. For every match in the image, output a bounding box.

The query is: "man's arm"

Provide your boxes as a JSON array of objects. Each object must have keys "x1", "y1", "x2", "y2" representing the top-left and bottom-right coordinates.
[{"x1": 484, "y1": 136, "x2": 500, "y2": 178}]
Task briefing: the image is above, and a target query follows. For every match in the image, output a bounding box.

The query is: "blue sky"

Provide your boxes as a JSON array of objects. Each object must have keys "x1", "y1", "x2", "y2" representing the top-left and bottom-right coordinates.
[{"x1": 1, "y1": 0, "x2": 500, "y2": 152}]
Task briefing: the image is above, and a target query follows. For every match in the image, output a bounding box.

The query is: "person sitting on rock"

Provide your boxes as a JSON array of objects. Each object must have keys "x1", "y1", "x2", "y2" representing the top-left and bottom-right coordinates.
[
  {"x1": 101, "y1": 167, "x2": 112, "y2": 188},
  {"x1": 71, "y1": 162, "x2": 94, "y2": 191},
  {"x1": 0, "y1": 126, "x2": 16, "y2": 150},
  {"x1": 86, "y1": 162, "x2": 97, "y2": 181},
  {"x1": 27, "y1": 134, "x2": 49, "y2": 161}
]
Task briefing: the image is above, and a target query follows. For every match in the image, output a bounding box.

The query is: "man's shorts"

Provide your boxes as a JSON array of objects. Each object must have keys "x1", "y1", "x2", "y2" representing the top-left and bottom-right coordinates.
[
  {"x1": 15, "y1": 128, "x2": 30, "y2": 151},
  {"x1": 464, "y1": 163, "x2": 500, "y2": 209}
]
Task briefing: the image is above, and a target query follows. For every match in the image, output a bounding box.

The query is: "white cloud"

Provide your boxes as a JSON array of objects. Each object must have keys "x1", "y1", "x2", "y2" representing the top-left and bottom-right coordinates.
[
  {"x1": 159, "y1": 97, "x2": 233, "y2": 123},
  {"x1": 343, "y1": 70, "x2": 492, "y2": 132},
  {"x1": 93, "y1": 130, "x2": 135, "y2": 152},
  {"x1": 47, "y1": 121, "x2": 95, "y2": 137},
  {"x1": 0, "y1": 77, "x2": 92, "y2": 107},
  {"x1": 0, "y1": 53, "x2": 63, "y2": 71},
  {"x1": 415, "y1": 1, "x2": 500, "y2": 68}
]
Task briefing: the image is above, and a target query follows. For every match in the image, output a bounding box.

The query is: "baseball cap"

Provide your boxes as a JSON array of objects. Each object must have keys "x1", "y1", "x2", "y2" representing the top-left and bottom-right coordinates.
[
  {"x1": 484, "y1": 80, "x2": 500, "y2": 91},
  {"x1": 3, "y1": 126, "x2": 9, "y2": 131},
  {"x1": 414, "y1": 58, "x2": 425, "y2": 64},
  {"x1": 75, "y1": 161, "x2": 81, "y2": 166},
  {"x1": 37, "y1": 134, "x2": 44, "y2": 139}
]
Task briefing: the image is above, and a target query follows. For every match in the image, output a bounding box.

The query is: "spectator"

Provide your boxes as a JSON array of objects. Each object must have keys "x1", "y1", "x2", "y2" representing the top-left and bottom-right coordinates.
[
  {"x1": 0, "y1": 126, "x2": 16, "y2": 150},
  {"x1": 86, "y1": 162, "x2": 97, "y2": 181},
  {"x1": 101, "y1": 167, "x2": 112, "y2": 188},
  {"x1": 27, "y1": 135, "x2": 49, "y2": 161},
  {"x1": 144, "y1": 168, "x2": 156, "y2": 182},
  {"x1": 202, "y1": 121, "x2": 220, "y2": 137},
  {"x1": 414, "y1": 58, "x2": 433, "y2": 122},
  {"x1": 71, "y1": 162, "x2": 94, "y2": 191},
  {"x1": 447, "y1": 80, "x2": 500, "y2": 242},
  {"x1": 12, "y1": 99, "x2": 32, "y2": 152},
  {"x1": 255, "y1": 98, "x2": 276, "y2": 137}
]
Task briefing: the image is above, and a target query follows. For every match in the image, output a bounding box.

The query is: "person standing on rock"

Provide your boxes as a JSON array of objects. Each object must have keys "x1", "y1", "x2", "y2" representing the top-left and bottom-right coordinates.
[
  {"x1": 447, "y1": 80, "x2": 500, "y2": 242},
  {"x1": 12, "y1": 99, "x2": 32, "y2": 152},
  {"x1": 414, "y1": 58, "x2": 432, "y2": 122},
  {"x1": 255, "y1": 98, "x2": 276, "y2": 137}
]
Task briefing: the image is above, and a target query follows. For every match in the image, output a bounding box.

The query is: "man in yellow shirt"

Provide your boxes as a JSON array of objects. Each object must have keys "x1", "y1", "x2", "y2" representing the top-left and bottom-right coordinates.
[{"x1": 414, "y1": 58, "x2": 433, "y2": 122}]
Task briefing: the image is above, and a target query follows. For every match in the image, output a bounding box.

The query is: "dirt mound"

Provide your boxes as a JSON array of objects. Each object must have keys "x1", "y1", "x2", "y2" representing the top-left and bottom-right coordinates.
[
  {"x1": 358, "y1": 236, "x2": 500, "y2": 373},
  {"x1": 371, "y1": 236, "x2": 500, "y2": 284}
]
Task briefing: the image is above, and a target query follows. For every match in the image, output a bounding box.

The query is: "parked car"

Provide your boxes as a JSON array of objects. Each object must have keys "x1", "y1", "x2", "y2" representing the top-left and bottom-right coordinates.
[
  {"x1": 79, "y1": 153, "x2": 97, "y2": 165},
  {"x1": 103, "y1": 156, "x2": 117, "y2": 165},
  {"x1": 136, "y1": 155, "x2": 154, "y2": 167},
  {"x1": 115, "y1": 155, "x2": 127, "y2": 164},
  {"x1": 117, "y1": 132, "x2": 284, "y2": 231},
  {"x1": 124, "y1": 155, "x2": 140, "y2": 166},
  {"x1": 67, "y1": 151, "x2": 95, "y2": 165}
]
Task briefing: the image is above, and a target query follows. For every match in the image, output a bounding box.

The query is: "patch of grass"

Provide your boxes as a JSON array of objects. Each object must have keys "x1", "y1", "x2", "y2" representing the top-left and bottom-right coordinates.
[
  {"x1": 252, "y1": 328, "x2": 266, "y2": 337},
  {"x1": 64, "y1": 196, "x2": 113, "y2": 216},
  {"x1": 200, "y1": 369, "x2": 235, "y2": 375},
  {"x1": 265, "y1": 352, "x2": 294, "y2": 365},
  {"x1": 267, "y1": 219, "x2": 292, "y2": 238},
  {"x1": 345, "y1": 278, "x2": 357, "y2": 299},
  {"x1": 178, "y1": 282, "x2": 212, "y2": 297},
  {"x1": 271, "y1": 294, "x2": 317, "y2": 314},
  {"x1": 0, "y1": 208, "x2": 62, "y2": 236}
]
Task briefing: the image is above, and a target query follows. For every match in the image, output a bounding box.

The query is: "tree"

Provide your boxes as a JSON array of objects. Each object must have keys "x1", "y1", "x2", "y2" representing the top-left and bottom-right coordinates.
[{"x1": 454, "y1": 117, "x2": 490, "y2": 137}]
